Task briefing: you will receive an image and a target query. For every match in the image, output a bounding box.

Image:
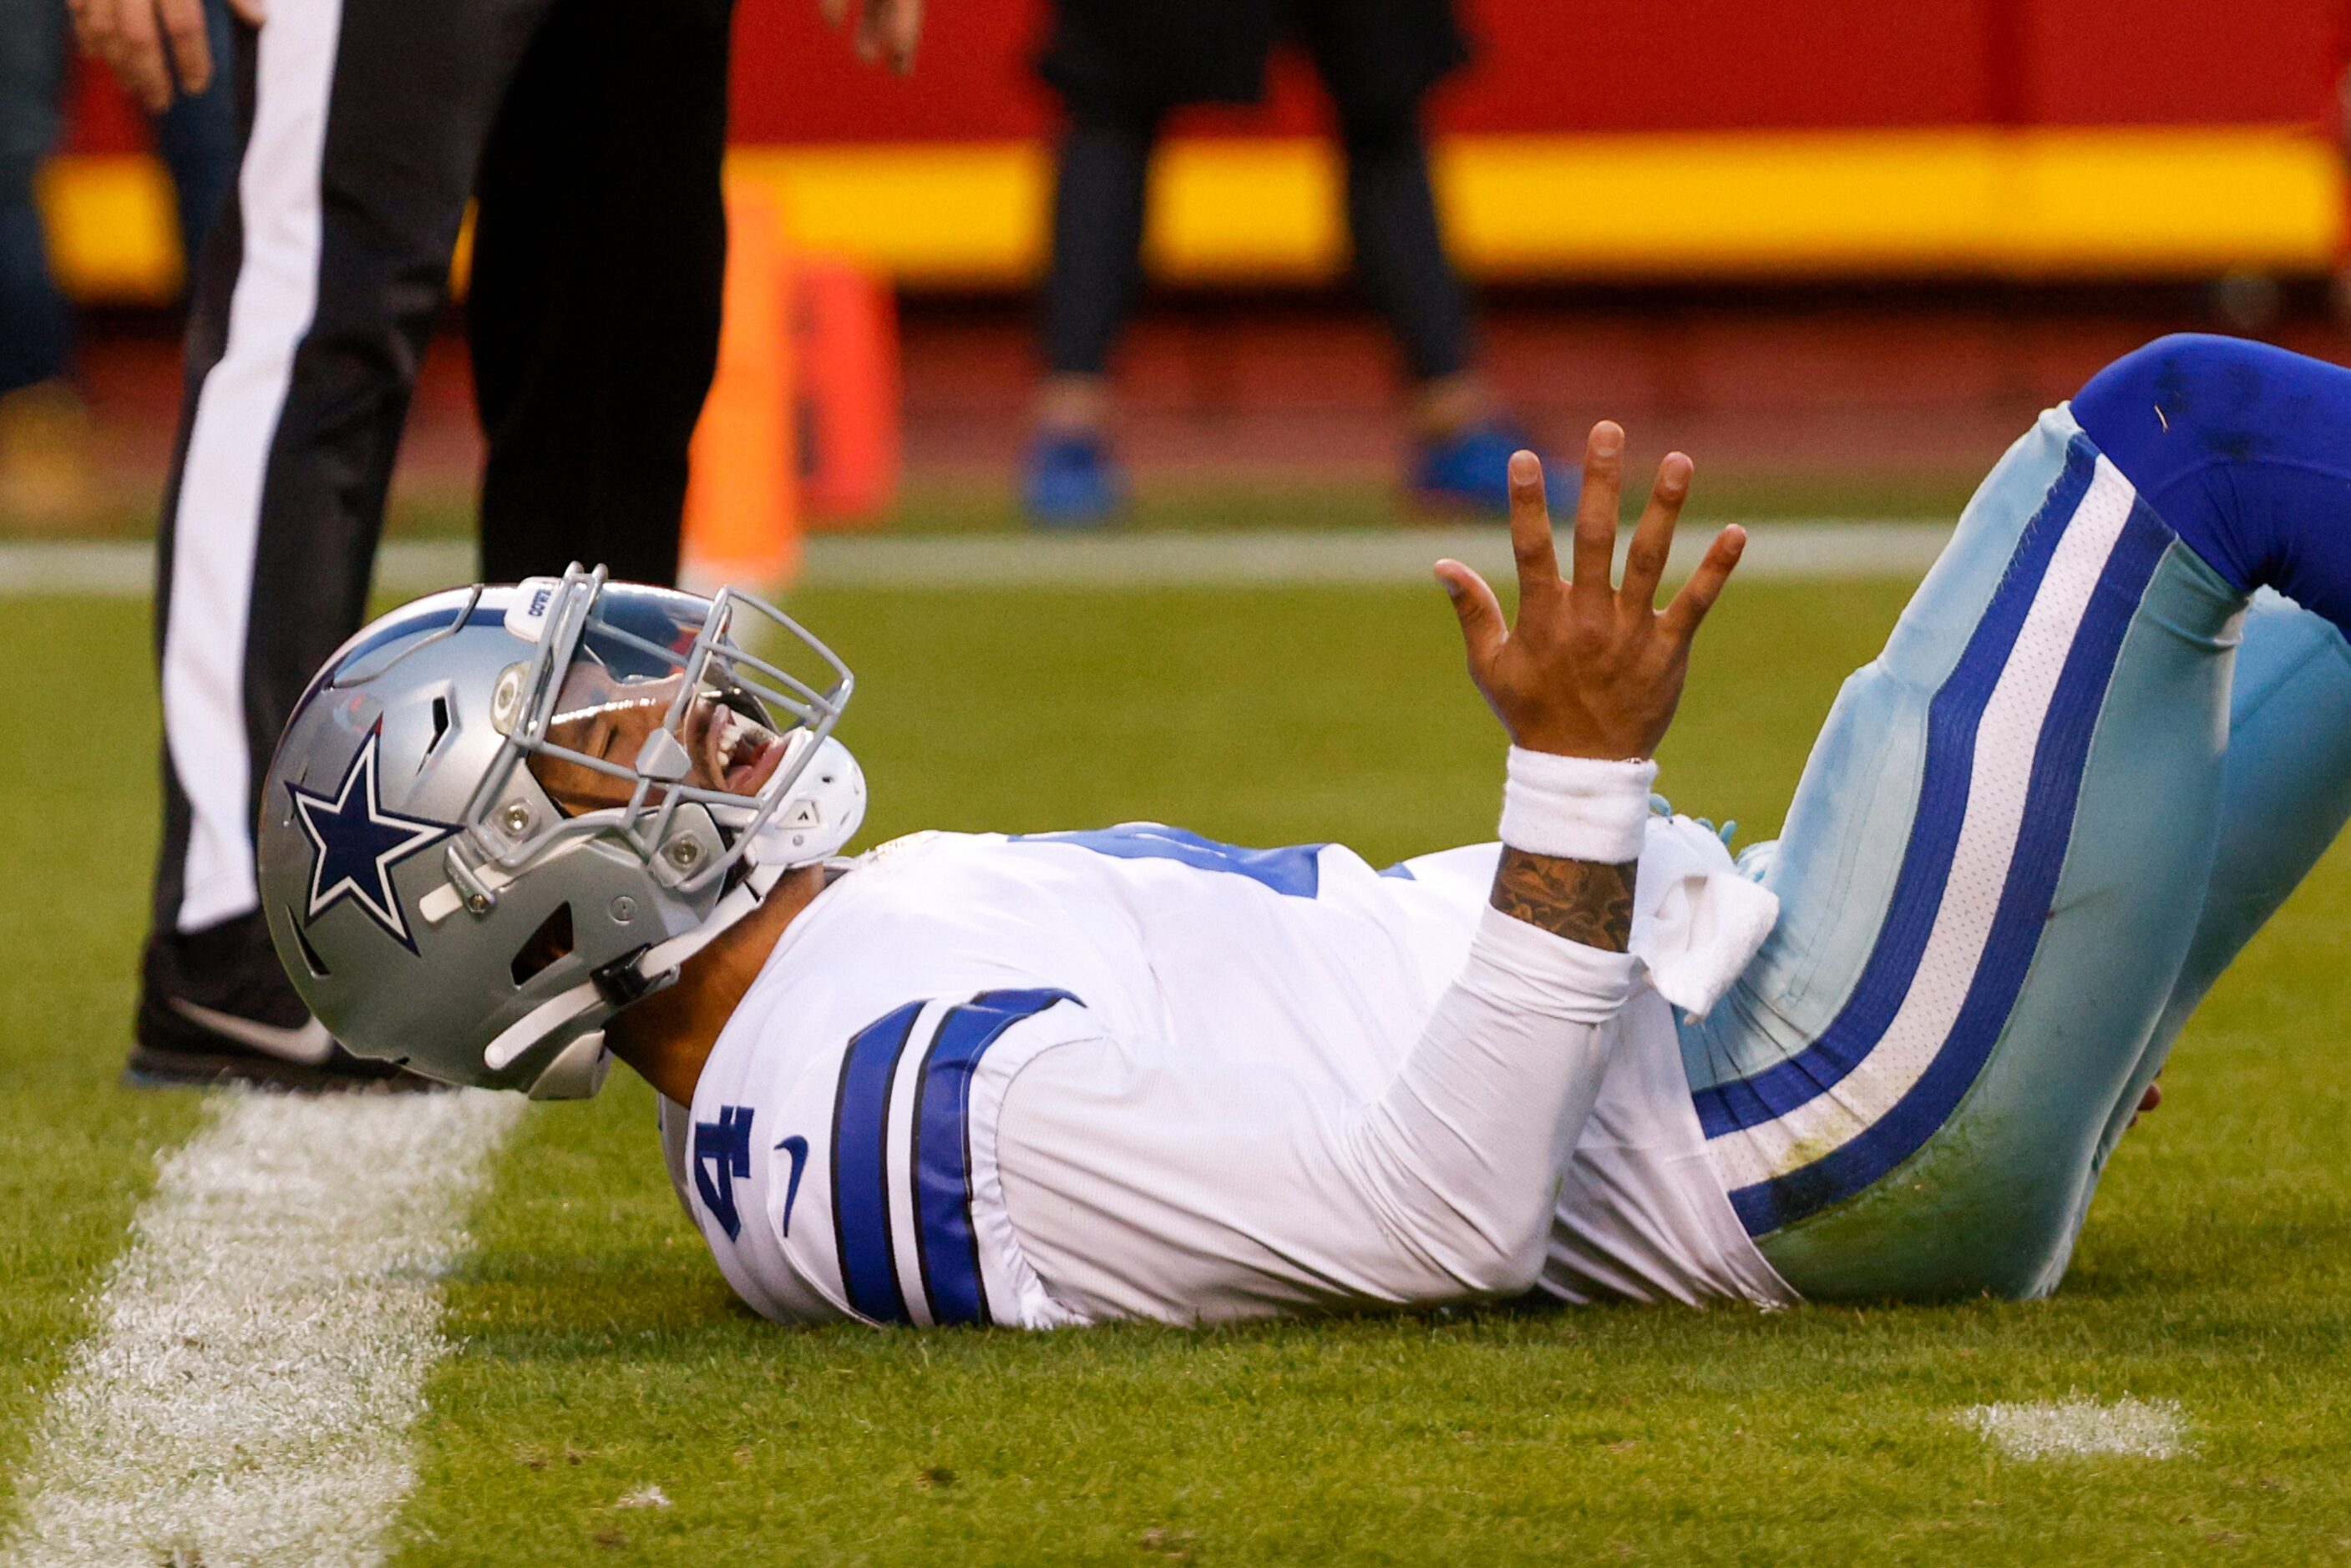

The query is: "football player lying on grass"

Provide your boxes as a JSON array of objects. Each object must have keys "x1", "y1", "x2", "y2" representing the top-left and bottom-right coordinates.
[{"x1": 261, "y1": 332, "x2": 2351, "y2": 1326}]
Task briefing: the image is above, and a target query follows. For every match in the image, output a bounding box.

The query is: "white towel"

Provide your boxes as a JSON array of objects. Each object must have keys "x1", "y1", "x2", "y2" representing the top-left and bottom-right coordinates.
[{"x1": 1629, "y1": 814, "x2": 1780, "y2": 1020}]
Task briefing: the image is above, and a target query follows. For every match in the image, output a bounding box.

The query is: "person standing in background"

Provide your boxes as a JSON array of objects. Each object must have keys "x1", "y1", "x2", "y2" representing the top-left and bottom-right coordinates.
[
  {"x1": 1025, "y1": 0, "x2": 1556, "y2": 527},
  {"x1": 0, "y1": 0, "x2": 241, "y2": 528},
  {"x1": 68, "y1": 0, "x2": 926, "y2": 1090}
]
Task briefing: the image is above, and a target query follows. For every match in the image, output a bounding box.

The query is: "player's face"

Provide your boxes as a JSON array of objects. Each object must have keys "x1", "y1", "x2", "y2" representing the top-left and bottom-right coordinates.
[{"x1": 530, "y1": 663, "x2": 790, "y2": 812}]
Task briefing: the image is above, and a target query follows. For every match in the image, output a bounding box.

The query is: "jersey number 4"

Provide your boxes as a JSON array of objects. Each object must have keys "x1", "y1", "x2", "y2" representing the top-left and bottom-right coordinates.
[
  {"x1": 693, "y1": 1105, "x2": 755, "y2": 1241},
  {"x1": 1015, "y1": 824, "x2": 1327, "y2": 898}
]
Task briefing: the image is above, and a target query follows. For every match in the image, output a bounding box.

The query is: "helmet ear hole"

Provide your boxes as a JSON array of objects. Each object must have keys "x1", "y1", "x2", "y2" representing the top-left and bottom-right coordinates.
[
  {"x1": 509, "y1": 903, "x2": 576, "y2": 987},
  {"x1": 287, "y1": 909, "x2": 332, "y2": 979}
]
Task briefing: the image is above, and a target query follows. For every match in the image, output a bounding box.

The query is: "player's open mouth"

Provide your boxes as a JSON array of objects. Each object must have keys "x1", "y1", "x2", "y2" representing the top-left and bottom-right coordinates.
[{"x1": 696, "y1": 696, "x2": 789, "y2": 797}]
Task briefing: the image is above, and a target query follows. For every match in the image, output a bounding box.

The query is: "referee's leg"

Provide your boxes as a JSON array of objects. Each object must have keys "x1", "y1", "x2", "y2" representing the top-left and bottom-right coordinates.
[
  {"x1": 138, "y1": 0, "x2": 552, "y2": 1085},
  {"x1": 472, "y1": 0, "x2": 735, "y2": 588}
]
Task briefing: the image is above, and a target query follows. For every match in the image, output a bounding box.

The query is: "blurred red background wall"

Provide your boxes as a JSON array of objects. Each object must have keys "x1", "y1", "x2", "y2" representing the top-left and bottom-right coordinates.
[
  {"x1": 68, "y1": 0, "x2": 2347, "y2": 154},
  {"x1": 50, "y1": 0, "x2": 2351, "y2": 296}
]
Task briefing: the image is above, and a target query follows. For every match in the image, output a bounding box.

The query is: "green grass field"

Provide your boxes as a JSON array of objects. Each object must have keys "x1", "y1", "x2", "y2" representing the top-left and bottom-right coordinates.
[
  {"x1": 6, "y1": 574, "x2": 2351, "y2": 1565},
  {"x1": 35, "y1": 470, "x2": 1991, "y2": 545}
]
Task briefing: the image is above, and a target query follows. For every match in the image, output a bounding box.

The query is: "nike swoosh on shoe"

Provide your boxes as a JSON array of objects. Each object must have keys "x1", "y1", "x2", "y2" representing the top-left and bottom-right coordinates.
[{"x1": 167, "y1": 1000, "x2": 339, "y2": 1066}]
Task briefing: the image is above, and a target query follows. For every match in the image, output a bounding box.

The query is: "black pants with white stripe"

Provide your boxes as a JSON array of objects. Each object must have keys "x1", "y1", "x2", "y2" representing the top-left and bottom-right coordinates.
[{"x1": 143, "y1": 0, "x2": 732, "y2": 1034}]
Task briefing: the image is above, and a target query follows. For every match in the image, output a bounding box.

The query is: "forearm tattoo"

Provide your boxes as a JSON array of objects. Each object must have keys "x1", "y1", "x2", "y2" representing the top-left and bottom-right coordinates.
[{"x1": 1490, "y1": 848, "x2": 1638, "y2": 952}]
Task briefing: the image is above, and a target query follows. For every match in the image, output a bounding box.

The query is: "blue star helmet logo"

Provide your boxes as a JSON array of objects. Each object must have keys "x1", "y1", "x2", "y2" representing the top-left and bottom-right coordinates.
[{"x1": 287, "y1": 723, "x2": 454, "y2": 953}]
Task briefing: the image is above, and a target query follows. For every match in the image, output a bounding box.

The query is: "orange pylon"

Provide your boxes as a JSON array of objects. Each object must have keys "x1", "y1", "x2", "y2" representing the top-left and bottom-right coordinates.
[
  {"x1": 796, "y1": 255, "x2": 901, "y2": 527},
  {"x1": 681, "y1": 189, "x2": 800, "y2": 594}
]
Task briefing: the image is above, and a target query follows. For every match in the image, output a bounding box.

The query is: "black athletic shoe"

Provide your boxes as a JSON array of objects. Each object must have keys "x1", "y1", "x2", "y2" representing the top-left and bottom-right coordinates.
[{"x1": 129, "y1": 913, "x2": 445, "y2": 1093}]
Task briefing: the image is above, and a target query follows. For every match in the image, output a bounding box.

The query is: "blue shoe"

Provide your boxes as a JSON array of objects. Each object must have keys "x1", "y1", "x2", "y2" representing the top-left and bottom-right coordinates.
[
  {"x1": 1023, "y1": 433, "x2": 1125, "y2": 529},
  {"x1": 1410, "y1": 422, "x2": 1573, "y2": 518}
]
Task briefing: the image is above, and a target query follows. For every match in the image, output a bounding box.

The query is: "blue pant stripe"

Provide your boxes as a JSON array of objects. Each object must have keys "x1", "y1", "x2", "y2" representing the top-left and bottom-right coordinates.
[
  {"x1": 1693, "y1": 437, "x2": 2100, "y2": 1139},
  {"x1": 831, "y1": 1000, "x2": 925, "y2": 1324},
  {"x1": 911, "y1": 988, "x2": 1078, "y2": 1327},
  {"x1": 1727, "y1": 497, "x2": 2175, "y2": 1233}
]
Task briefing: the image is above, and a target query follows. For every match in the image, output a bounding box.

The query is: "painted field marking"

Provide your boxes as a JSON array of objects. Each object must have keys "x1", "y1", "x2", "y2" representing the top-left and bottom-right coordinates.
[
  {"x1": 4, "y1": 1089, "x2": 525, "y2": 1568},
  {"x1": 0, "y1": 523, "x2": 1950, "y2": 600},
  {"x1": 1959, "y1": 1396, "x2": 2190, "y2": 1460}
]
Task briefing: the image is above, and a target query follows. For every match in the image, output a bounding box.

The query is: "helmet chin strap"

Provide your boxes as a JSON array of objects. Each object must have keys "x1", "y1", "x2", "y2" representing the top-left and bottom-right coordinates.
[
  {"x1": 630, "y1": 854, "x2": 789, "y2": 984},
  {"x1": 484, "y1": 852, "x2": 796, "y2": 1083},
  {"x1": 485, "y1": 735, "x2": 864, "y2": 1093}
]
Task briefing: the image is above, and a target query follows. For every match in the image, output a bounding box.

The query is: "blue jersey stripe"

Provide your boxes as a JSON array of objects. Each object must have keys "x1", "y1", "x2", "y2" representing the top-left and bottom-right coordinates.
[
  {"x1": 831, "y1": 1000, "x2": 924, "y2": 1324},
  {"x1": 910, "y1": 989, "x2": 1078, "y2": 1327},
  {"x1": 1011, "y1": 826, "x2": 1327, "y2": 898},
  {"x1": 1692, "y1": 438, "x2": 2100, "y2": 1139},
  {"x1": 1727, "y1": 496, "x2": 2174, "y2": 1234}
]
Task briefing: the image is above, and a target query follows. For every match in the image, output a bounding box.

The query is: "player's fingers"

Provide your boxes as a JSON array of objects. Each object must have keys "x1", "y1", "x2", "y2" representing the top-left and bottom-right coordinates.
[
  {"x1": 2138, "y1": 1080, "x2": 2163, "y2": 1114},
  {"x1": 73, "y1": 13, "x2": 108, "y2": 58},
  {"x1": 157, "y1": 0, "x2": 211, "y2": 96},
  {"x1": 1568, "y1": 422, "x2": 1623, "y2": 614},
  {"x1": 1435, "y1": 559, "x2": 1507, "y2": 675},
  {"x1": 82, "y1": 26, "x2": 129, "y2": 89},
  {"x1": 1619, "y1": 451, "x2": 1692, "y2": 611},
  {"x1": 114, "y1": 0, "x2": 174, "y2": 111},
  {"x1": 1502, "y1": 450, "x2": 1560, "y2": 610},
  {"x1": 116, "y1": 0, "x2": 160, "y2": 56},
  {"x1": 889, "y1": 0, "x2": 924, "y2": 71},
  {"x1": 225, "y1": 0, "x2": 266, "y2": 25},
  {"x1": 1658, "y1": 524, "x2": 1746, "y2": 642},
  {"x1": 83, "y1": 22, "x2": 150, "y2": 105}
]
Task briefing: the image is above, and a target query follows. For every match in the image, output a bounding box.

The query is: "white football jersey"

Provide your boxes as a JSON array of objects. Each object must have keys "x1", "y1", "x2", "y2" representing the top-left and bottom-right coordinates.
[{"x1": 660, "y1": 823, "x2": 1793, "y2": 1328}]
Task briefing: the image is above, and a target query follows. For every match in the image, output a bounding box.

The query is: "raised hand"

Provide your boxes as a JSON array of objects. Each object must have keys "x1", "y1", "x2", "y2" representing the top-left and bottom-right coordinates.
[
  {"x1": 819, "y1": 0, "x2": 925, "y2": 73},
  {"x1": 1436, "y1": 423, "x2": 1746, "y2": 761}
]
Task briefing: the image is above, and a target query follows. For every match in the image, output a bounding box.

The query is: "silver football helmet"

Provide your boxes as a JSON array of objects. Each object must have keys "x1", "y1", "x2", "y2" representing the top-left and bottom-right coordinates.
[{"x1": 257, "y1": 564, "x2": 865, "y2": 1099}]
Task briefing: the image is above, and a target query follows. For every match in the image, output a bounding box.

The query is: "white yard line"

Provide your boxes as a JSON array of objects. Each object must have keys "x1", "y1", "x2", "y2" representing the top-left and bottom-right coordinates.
[
  {"x1": 4, "y1": 1090, "x2": 525, "y2": 1568},
  {"x1": 0, "y1": 522, "x2": 1949, "y2": 600},
  {"x1": 1959, "y1": 1396, "x2": 2190, "y2": 1460}
]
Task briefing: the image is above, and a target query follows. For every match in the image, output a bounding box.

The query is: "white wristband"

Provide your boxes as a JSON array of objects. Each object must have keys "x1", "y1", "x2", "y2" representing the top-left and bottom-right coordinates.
[{"x1": 1497, "y1": 748, "x2": 1657, "y2": 863}]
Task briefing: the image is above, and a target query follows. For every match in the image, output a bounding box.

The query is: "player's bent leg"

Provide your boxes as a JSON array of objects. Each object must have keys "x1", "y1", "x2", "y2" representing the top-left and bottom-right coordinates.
[
  {"x1": 2086, "y1": 594, "x2": 2351, "y2": 1171},
  {"x1": 1680, "y1": 405, "x2": 2246, "y2": 1300}
]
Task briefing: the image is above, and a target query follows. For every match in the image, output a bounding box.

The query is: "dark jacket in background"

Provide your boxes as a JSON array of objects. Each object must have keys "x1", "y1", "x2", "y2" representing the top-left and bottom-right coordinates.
[{"x1": 1041, "y1": 0, "x2": 1469, "y2": 119}]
